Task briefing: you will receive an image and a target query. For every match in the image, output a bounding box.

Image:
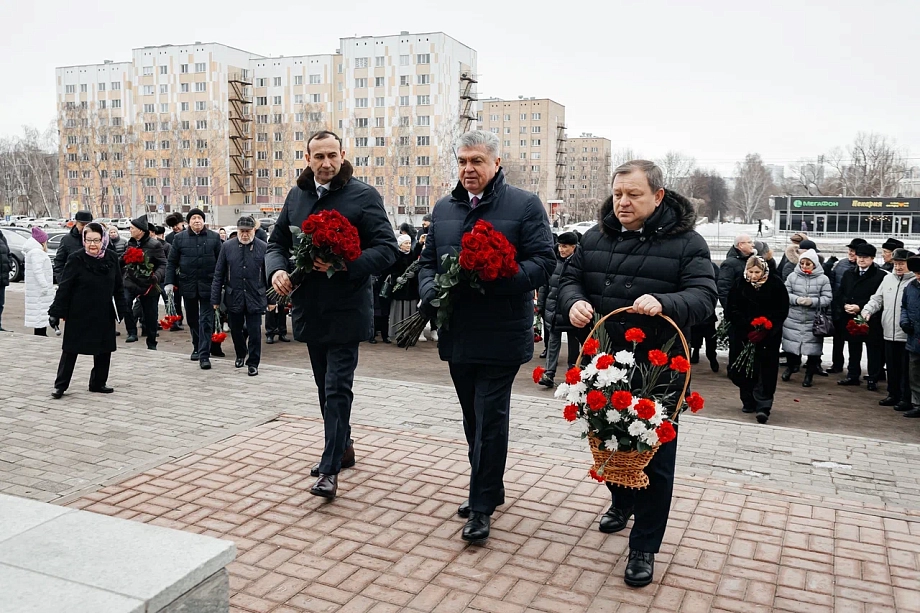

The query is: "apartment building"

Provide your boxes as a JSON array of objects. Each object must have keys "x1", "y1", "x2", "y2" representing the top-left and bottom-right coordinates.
[
  {"x1": 55, "y1": 32, "x2": 476, "y2": 226},
  {"x1": 564, "y1": 133, "x2": 611, "y2": 223},
  {"x1": 477, "y1": 98, "x2": 566, "y2": 209}
]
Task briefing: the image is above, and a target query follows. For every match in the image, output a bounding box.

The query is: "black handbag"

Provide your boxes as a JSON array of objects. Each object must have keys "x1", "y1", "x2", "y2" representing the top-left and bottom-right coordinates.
[
  {"x1": 378, "y1": 275, "x2": 393, "y2": 299},
  {"x1": 812, "y1": 308, "x2": 835, "y2": 337}
]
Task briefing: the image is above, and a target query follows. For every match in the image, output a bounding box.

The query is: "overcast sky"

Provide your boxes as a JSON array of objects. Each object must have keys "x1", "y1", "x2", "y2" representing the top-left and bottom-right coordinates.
[{"x1": 2, "y1": 0, "x2": 917, "y2": 175}]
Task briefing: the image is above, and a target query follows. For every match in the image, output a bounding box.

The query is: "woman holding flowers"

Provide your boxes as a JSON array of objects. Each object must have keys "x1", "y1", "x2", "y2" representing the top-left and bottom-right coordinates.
[{"x1": 727, "y1": 256, "x2": 789, "y2": 423}]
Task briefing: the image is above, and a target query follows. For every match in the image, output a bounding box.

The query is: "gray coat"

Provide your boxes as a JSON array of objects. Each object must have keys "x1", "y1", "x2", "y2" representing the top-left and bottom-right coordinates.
[{"x1": 782, "y1": 263, "x2": 833, "y2": 356}]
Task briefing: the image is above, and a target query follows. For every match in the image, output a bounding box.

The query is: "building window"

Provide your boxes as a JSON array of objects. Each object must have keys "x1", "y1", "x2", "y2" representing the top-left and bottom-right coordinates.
[
  {"x1": 143, "y1": 85, "x2": 154, "y2": 95},
  {"x1": 355, "y1": 98, "x2": 368, "y2": 108},
  {"x1": 375, "y1": 156, "x2": 385, "y2": 166},
  {"x1": 294, "y1": 75, "x2": 303, "y2": 85},
  {"x1": 375, "y1": 97, "x2": 385, "y2": 107},
  {"x1": 143, "y1": 66, "x2": 153, "y2": 75},
  {"x1": 256, "y1": 78, "x2": 267, "y2": 86},
  {"x1": 196, "y1": 120, "x2": 207, "y2": 129},
  {"x1": 273, "y1": 77, "x2": 282, "y2": 86},
  {"x1": 181, "y1": 83, "x2": 189, "y2": 93},
  {"x1": 417, "y1": 136, "x2": 430, "y2": 146},
  {"x1": 309, "y1": 93, "x2": 321, "y2": 103},
  {"x1": 400, "y1": 75, "x2": 409, "y2": 86},
  {"x1": 195, "y1": 101, "x2": 207, "y2": 111},
  {"x1": 375, "y1": 56, "x2": 385, "y2": 67},
  {"x1": 532, "y1": 139, "x2": 541, "y2": 146},
  {"x1": 273, "y1": 114, "x2": 282, "y2": 123},
  {"x1": 532, "y1": 126, "x2": 541, "y2": 133},
  {"x1": 355, "y1": 118, "x2": 369, "y2": 128},
  {"x1": 195, "y1": 62, "x2": 206, "y2": 73},
  {"x1": 197, "y1": 139, "x2": 208, "y2": 148},
  {"x1": 417, "y1": 95, "x2": 430, "y2": 105},
  {"x1": 417, "y1": 74, "x2": 430, "y2": 85},
  {"x1": 270, "y1": 95, "x2": 280, "y2": 105},
  {"x1": 355, "y1": 137, "x2": 368, "y2": 147},
  {"x1": 295, "y1": 150, "x2": 304, "y2": 159},
  {"x1": 197, "y1": 158, "x2": 209, "y2": 167},
  {"x1": 65, "y1": 84, "x2": 75, "y2": 93},
  {"x1": 375, "y1": 137, "x2": 386, "y2": 146},
  {"x1": 197, "y1": 177, "x2": 210, "y2": 186},
  {"x1": 375, "y1": 176, "x2": 385, "y2": 186},
  {"x1": 145, "y1": 141, "x2": 156, "y2": 150},
  {"x1": 160, "y1": 84, "x2": 168, "y2": 94},
  {"x1": 520, "y1": 140, "x2": 527, "y2": 147},
  {"x1": 309, "y1": 74, "x2": 321, "y2": 84},
  {"x1": 375, "y1": 117, "x2": 385, "y2": 128},
  {"x1": 532, "y1": 152, "x2": 541, "y2": 159},
  {"x1": 180, "y1": 64, "x2": 188, "y2": 73},
  {"x1": 160, "y1": 103, "x2": 168, "y2": 113},
  {"x1": 257, "y1": 168, "x2": 269, "y2": 178},
  {"x1": 416, "y1": 116, "x2": 430, "y2": 126},
  {"x1": 98, "y1": 100, "x2": 107, "y2": 109},
  {"x1": 159, "y1": 65, "x2": 167, "y2": 75},
  {"x1": 399, "y1": 55, "x2": 410, "y2": 66},
  {"x1": 532, "y1": 113, "x2": 541, "y2": 120},
  {"x1": 160, "y1": 140, "x2": 170, "y2": 149},
  {"x1": 355, "y1": 78, "x2": 367, "y2": 88},
  {"x1": 98, "y1": 82, "x2": 106, "y2": 91},
  {"x1": 399, "y1": 116, "x2": 410, "y2": 127},
  {"x1": 256, "y1": 114, "x2": 268, "y2": 123},
  {"x1": 256, "y1": 96, "x2": 267, "y2": 106},
  {"x1": 416, "y1": 156, "x2": 430, "y2": 166},
  {"x1": 111, "y1": 82, "x2": 120, "y2": 90},
  {"x1": 274, "y1": 151, "x2": 283, "y2": 160},
  {"x1": 295, "y1": 94, "x2": 304, "y2": 104},
  {"x1": 399, "y1": 96, "x2": 409, "y2": 106},
  {"x1": 416, "y1": 195, "x2": 429, "y2": 207},
  {"x1": 416, "y1": 54, "x2": 430, "y2": 64},
  {"x1": 355, "y1": 57, "x2": 369, "y2": 69},
  {"x1": 308, "y1": 112, "x2": 322, "y2": 122},
  {"x1": 504, "y1": 127, "x2": 512, "y2": 134},
  {"x1": 354, "y1": 157, "x2": 369, "y2": 167},
  {"x1": 195, "y1": 82, "x2": 206, "y2": 92},
  {"x1": 374, "y1": 77, "x2": 385, "y2": 88},
  {"x1": 417, "y1": 176, "x2": 429, "y2": 186}
]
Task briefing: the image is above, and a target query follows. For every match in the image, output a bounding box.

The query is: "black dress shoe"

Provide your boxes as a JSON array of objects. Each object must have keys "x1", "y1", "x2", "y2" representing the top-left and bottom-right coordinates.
[
  {"x1": 125, "y1": 334, "x2": 138, "y2": 343},
  {"x1": 235, "y1": 357, "x2": 245, "y2": 368},
  {"x1": 756, "y1": 411, "x2": 769, "y2": 424},
  {"x1": 866, "y1": 380, "x2": 878, "y2": 392},
  {"x1": 199, "y1": 359, "x2": 211, "y2": 370},
  {"x1": 248, "y1": 366, "x2": 258, "y2": 376},
  {"x1": 538, "y1": 374, "x2": 555, "y2": 388},
  {"x1": 310, "y1": 474, "x2": 337, "y2": 499},
  {"x1": 708, "y1": 355, "x2": 720, "y2": 373},
  {"x1": 539, "y1": 349, "x2": 547, "y2": 359},
  {"x1": 88, "y1": 385, "x2": 114, "y2": 394},
  {"x1": 879, "y1": 396, "x2": 899, "y2": 406},
  {"x1": 802, "y1": 372, "x2": 814, "y2": 387},
  {"x1": 894, "y1": 401, "x2": 913, "y2": 412},
  {"x1": 781, "y1": 368, "x2": 793, "y2": 382},
  {"x1": 827, "y1": 366, "x2": 844, "y2": 374},
  {"x1": 904, "y1": 408, "x2": 920, "y2": 418},
  {"x1": 624, "y1": 550, "x2": 655, "y2": 587},
  {"x1": 51, "y1": 388, "x2": 65, "y2": 399},
  {"x1": 170, "y1": 324, "x2": 184, "y2": 331},
  {"x1": 310, "y1": 445, "x2": 355, "y2": 477},
  {"x1": 211, "y1": 347, "x2": 225, "y2": 357},
  {"x1": 190, "y1": 351, "x2": 199, "y2": 361},
  {"x1": 689, "y1": 348, "x2": 700, "y2": 364},
  {"x1": 816, "y1": 368, "x2": 829, "y2": 377},
  {"x1": 382, "y1": 337, "x2": 392, "y2": 344},
  {"x1": 461, "y1": 512, "x2": 490, "y2": 542},
  {"x1": 368, "y1": 338, "x2": 378, "y2": 344},
  {"x1": 278, "y1": 334, "x2": 291, "y2": 342},
  {"x1": 458, "y1": 500, "x2": 471, "y2": 518},
  {"x1": 838, "y1": 378, "x2": 860, "y2": 386},
  {"x1": 599, "y1": 506, "x2": 633, "y2": 533},
  {"x1": 266, "y1": 336, "x2": 275, "y2": 344},
  {"x1": 741, "y1": 406, "x2": 756, "y2": 413}
]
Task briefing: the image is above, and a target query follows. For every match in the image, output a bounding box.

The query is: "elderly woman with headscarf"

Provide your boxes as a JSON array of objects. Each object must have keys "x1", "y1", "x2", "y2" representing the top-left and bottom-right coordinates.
[
  {"x1": 727, "y1": 255, "x2": 789, "y2": 424},
  {"x1": 386, "y1": 233, "x2": 420, "y2": 341},
  {"x1": 47, "y1": 222, "x2": 128, "y2": 399},
  {"x1": 782, "y1": 248, "x2": 833, "y2": 388}
]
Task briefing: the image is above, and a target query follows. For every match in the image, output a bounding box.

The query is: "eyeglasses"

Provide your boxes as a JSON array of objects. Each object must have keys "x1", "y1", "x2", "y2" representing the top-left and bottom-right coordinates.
[{"x1": 85, "y1": 239, "x2": 103, "y2": 244}]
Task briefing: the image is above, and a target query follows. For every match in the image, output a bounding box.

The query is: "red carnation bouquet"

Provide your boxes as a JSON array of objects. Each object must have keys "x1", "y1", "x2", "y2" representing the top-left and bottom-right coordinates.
[
  {"x1": 846, "y1": 314, "x2": 869, "y2": 336},
  {"x1": 123, "y1": 246, "x2": 159, "y2": 294},
  {"x1": 211, "y1": 313, "x2": 227, "y2": 344},
  {"x1": 730, "y1": 316, "x2": 773, "y2": 378},
  {"x1": 157, "y1": 293, "x2": 181, "y2": 330},
  {"x1": 268, "y1": 210, "x2": 362, "y2": 303},
  {"x1": 394, "y1": 220, "x2": 519, "y2": 348}
]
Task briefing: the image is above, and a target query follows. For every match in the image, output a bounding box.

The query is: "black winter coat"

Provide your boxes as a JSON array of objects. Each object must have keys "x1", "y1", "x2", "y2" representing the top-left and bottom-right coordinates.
[
  {"x1": 122, "y1": 233, "x2": 167, "y2": 297},
  {"x1": 265, "y1": 160, "x2": 399, "y2": 345},
  {"x1": 726, "y1": 275, "x2": 789, "y2": 381},
  {"x1": 717, "y1": 246, "x2": 751, "y2": 310},
  {"x1": 108, "y1": 235, "x2": 127, "y2": 258},
  {"x1": 52, "y1": 225, "x2": 85, "y2": 279},
  {"x1": 419, "y1": 169, "x2": 556, "y2": 365},
  {"x1": 837, "y1": 264, "x2": 886, "y2": 339},
  {"x1": 210, "y1": 238, "x2": 268, "y2": 314},
  {"x1": 0, "y1": 231, "x2": 10, "y2": 287},
  {"x1": 48, "y1": 250, "x2": 128, "y2": 355},
  {"x1": 389, "y1": 251, "x2": 419, "y2": 302},
  {"x1": 165, "y1": 228, "x2": 222, "y2": 298},
  {"x1": 558, "y1": 190, "x2": 717, "y2": 352},
  {"x1": 537, "y1": 252, "x2": 577, "y2": 332}
]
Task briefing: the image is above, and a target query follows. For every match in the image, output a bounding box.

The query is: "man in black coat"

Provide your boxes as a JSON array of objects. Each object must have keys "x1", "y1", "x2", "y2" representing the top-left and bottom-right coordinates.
[
  {"x1": 558, "y1": 160, "x2": 717, "y2": 588},
  {"x1": 837, "y1": 243, "x2": 886, "y2": 388},
  {"x1": 165, "y1": 207, "x2": 224, "y2": 368},
  {"x1": 211, "y1": 216, "x2": 267, "y2": 376},
  {"x1": 536, "y1": 231, "x2": 582, "y2": 386},
  {"x1": 881, "y1": 238, "x2": 904, "y2": 273},
  {"x1": 828, "y1": 238, "x2": 867, "y2": 373},
  {"x1": 267, "y1": 130, "x2": 398, "y2": 500},
  {"x1": 122, "y1": 215, "x2": 167, "y2": 349},
  {"x1": 164, "y1": 213, "x2": 187, "y2": 326},
  {"x1": 717, "y1": 234, "x2": 754, "y2": 310},
  {"x1": 0, "y1": 229, "x2": 10, "y2": 331},
  {"x1": 53, "y1": 210, "x2": 93, "y2": 279},
  {"x1": 418, "y1": 130, "x2": 556, "y2": 543}
]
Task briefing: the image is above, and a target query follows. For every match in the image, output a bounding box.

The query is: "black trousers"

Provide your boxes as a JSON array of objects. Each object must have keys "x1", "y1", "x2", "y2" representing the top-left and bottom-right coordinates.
[
  {"x1": 125, "y1": 289, "x2": 159, "y2": 348},
  {"x1": 737, "y1": 356, "x2": 781, "y2": 415},
  {"x1": 265, "y1": 307, "x2": 288, "y2": 337},
  {"x1": 448, "y1": 362, "x2": 520, "y2": 515},
  {"x1": 55, "y1": 351, "x2": 111, "y2": 391},
  {"x1": 606, "y1": 429, "x2": 678, "y2": 553},
  {"x1": 229, "y1": 310, "x2": 262, "y2": 367},
  {"x1": 184, "y1": 294, "x2": 214, "y2": 358},
  {"x1": 832, "y1": 322, "x2": 847, "y2": 370},
  {"x1": 847, "y1": 337, "x2": 883, "y2": 381},
  {"x1": 885, "y1": 341, "x2": 909, "y2": 401},
  {"x1": 307, "y1": 342, "x2": 360, "y2": 475}
]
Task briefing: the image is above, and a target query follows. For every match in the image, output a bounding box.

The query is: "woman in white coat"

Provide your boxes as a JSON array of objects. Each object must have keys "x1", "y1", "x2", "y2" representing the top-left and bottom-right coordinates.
[{"x1": 24, "y1": 227, "x2": 55, "y2": 336}]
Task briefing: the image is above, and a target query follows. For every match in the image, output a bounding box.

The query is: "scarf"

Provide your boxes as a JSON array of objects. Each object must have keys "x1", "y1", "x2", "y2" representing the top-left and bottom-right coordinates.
[
  {"x1": 744, "y1": 256, "x2": 769, "y2": 289},
  {"x1": 83, "y1": 225, "x2": 110, "y2": 259}
]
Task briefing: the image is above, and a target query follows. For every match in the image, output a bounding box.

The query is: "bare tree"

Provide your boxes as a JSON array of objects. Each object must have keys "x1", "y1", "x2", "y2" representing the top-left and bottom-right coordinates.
[
  {"x1": 732, "y1": 154, "x2": 775, "y2": 223},
  {"x1": 687, "y1": 169, "x2": 729, "y2": 221},
  {"x1": 655, "y1": 150, "x2": 696, "y2": 192},
  {"x1": 611, "y1": 147, "x2": 643, "y2": 169},
  {"x1": 785, "y1": 158, "x2": 831, "y2": 196},
  {"x1": 826, "y1": 132, "x2": 906, "y2": 196}
]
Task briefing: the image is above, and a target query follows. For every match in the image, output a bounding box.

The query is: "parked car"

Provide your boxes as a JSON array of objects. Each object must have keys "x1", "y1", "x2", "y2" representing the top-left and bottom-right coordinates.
[
  {"x1": 11, "y1": 217, "x2": 36, "y2": 228},
  {"x1": 562, "y1": 221, "x2": 597, "y2": 234},
  {"x1": 28, "y1": 217, "x2": 60, "y2": 228},
  {"x1": 3, "y1": 215, "x2": 30, "y2": 227},
  {"x1": 93, "y1": 218, "x2": 113, "y2": 227},
  {"x1": 115, "y1": 218, "x2": 132, "y2": 230},
  {"x1": 1, "y1": 228, "x2": 27, "y2": 282}
]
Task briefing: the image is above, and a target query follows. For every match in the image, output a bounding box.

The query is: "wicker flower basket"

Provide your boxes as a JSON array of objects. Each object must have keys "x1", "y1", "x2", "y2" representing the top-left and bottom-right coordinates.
[{"x1": 578, "y1": 307, "x2": 691, "y2": 489}]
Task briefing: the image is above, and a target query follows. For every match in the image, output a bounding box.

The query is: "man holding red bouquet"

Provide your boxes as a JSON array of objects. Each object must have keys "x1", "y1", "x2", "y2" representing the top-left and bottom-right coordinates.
[
  {"x1": 266, "y1": 131, "x2": 398, "y2": 500},
  {"x1": 418, "y1": 130, "x2": 555, "y2": 543}
]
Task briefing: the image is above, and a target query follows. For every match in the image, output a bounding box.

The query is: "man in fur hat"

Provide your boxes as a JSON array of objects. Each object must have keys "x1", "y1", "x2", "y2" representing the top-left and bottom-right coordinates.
[{"x1": 881, "y1": 238, "x2": 905, "y2": 273}]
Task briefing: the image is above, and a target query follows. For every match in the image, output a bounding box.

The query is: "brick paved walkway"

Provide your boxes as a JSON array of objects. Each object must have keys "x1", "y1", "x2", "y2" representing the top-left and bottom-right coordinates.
[{"x1": 70, "y1": 415, "x2": 920, "y2": 613}]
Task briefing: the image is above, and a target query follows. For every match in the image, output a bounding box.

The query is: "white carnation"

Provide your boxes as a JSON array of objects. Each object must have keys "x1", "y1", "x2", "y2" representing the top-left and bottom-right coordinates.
[
  {"x1": 648, "y1": 400, "x2": 665, "y2": 426},
  {"x1": 565, "y1": 382, "x2": 586, "y2": 404},
  {"x1": 641, "y1": 428, "x2": 660, "y2": 446},
  {"x1": 627, "y1": 397, "x2": 639, "y2": 417},
  {"x1": 598, "y1": 367, "x2": 628, "y2": 387},
  {"x1": 609, "y1": 410, "x2": 622, "y2": 423},
  {"x1": 615, "y1": 350, "x2": 635, "y2": 366},
  {"x1": 628, "y1": 421, "x2": 648, "y2": 438},
  {"x1": 554, "y1": 383, "x2": 570, "y2": 400},
  {"x1": 582, "y1": 363, "x2": 598, "y2": 380}
]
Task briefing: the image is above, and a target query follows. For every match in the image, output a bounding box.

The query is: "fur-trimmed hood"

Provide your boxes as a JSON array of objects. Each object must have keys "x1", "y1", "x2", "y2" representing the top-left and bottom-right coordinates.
[
  {"x1": 597, "y1": 189, "x2": 697, "y2": 239},
  {"x1": 296, "y1": 160, "x2": 355, "y2": 193},
  {"x1": 785, "y1": 244, "x2": 800, "y2": 266}
]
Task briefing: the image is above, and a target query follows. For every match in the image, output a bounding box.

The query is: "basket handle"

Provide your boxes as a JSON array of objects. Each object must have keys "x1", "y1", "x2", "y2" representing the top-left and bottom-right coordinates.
[{"x1": 575, "y1": 306, "x2": 692, "y2": 419}]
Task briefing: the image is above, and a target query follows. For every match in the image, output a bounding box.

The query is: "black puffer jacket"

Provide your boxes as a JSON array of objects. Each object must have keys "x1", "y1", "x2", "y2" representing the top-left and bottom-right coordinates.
[
  {"x1": 265, "y1": 160, "x2": 399, "y2": 345},
  {"x1": 558, "y1": 190, "x2": 717, "y2": 350},
  {"x1": 419, "y1": 169, "x2": 556, "y2": 365},
  {"x1": 107, "y1": 234, "x2": 127, "y2": 258},
  {"x1": 717, "y1": 246, "x2": 751, "y2": 310},
  {"x1": 165, "y1": 227, "x2": 223, "y2": 299},
  {"x1": 210, "y1": 237, "x2": 268, "y2": 314},
  {"x1": 122, "y1": 233, "x2": 167, "y2": 297},
  {"x1": 0, "y1": 231, "x2": 10, "y2": 287},
  {"x1": 52, "y1": 225, "x2": 85, "y2": 279},
  {"x1": 537, "y1": 251, "x2": 577, "y2": 332}
]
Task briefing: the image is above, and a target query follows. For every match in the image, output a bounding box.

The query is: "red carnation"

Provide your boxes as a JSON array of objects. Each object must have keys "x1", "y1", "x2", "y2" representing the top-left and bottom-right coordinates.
[
  {"x1": 582, "y1": 338, "x2": 600, "y2": 357},
  {"x1": 669, "y1": 355, "x2": 691, "y2": 373},
  {"x1": 211, "y1": 332, "x2": 227, "y2": 343},
  {"x1": 648, "y1": 349, "x2": 669, "y2": 367},
  {"x1": 686, "y1": 391, "x2": 705, "y2": 413},
  {"x1": 596, "y1": 354, "x2": 614, "y2": 370},
  {"x1": 611, "y1": 390, "x2": 633, "y2": 411},
  {"x1": 588, "y1": 468, "x2": 605, "y2": 482},
  {"x1": 624, "y1": 328, "x2": 646, "y2": 343},
  {"x1": 635, "y1": 398, "x2": 656, "y2": 420},
  {"x1": 751, "y1": 316, "x2": 773, "y2": 330},
  {"x1": 532, "y1": 366, "x2": 546, "y2": 384},
  {"x1": 563, "y1": 404, "x2": 578, "y2": 422},
  {"x1": 656, "y1": 421, "x2": 677, "y2": 444},
  {"x1": 565, "y1": 366, "x2": 582, "y2": 385},
  {"x1": 123, "y1": 247, "x2": 145, "y2": 265},
  {"x1": 586, "y1": 390, "x2": 607, "y2": 411}
]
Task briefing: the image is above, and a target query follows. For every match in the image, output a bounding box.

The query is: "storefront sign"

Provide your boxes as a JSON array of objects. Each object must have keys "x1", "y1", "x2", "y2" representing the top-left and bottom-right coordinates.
[{"x1": 786, "y1": 197, "x2": 920, "y2": 211}]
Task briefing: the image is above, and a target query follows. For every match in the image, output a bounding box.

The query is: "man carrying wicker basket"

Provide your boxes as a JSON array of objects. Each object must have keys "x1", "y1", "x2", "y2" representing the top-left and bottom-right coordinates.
[{"x1": 559, "y1": 160, "x2": 717, "y2": 587}]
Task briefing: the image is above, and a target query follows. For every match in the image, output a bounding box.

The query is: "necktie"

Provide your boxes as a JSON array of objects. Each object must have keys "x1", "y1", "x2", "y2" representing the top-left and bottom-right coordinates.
[
  {"x1": 317, "y1": 185, "x2": 328, "y2": 198},
  {"x1": 470, "y1": 196, "x2": 480, "y2": 208}
]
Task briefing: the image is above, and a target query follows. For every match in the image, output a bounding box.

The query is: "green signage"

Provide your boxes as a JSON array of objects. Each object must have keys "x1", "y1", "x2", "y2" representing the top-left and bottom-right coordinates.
[{"x1": 793, "y1": 199, "x2": 839, "y2": 208}]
